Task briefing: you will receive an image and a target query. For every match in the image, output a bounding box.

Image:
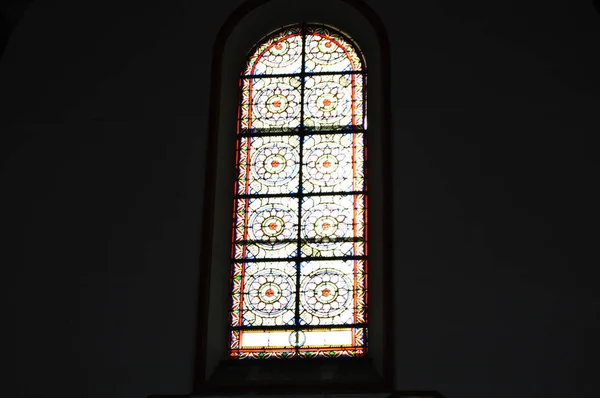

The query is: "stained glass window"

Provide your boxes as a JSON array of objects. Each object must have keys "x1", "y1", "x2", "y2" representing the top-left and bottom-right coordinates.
[{"x1": 230, "y1": 24, "x2": 367, "y2": 359}]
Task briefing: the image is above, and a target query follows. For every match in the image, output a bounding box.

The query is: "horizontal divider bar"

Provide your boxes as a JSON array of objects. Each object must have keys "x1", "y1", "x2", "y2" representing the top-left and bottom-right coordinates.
[
  {"x1": 230, "y1": 323, "x2": 368, "y2": 331},
  {"x1": 234, "y1": 191, "x2": 367, "y2": 199},
  {"x1": 236, "y1": 128, "x2": 367, "y2": 137},
  {"x1": 241, "y1": 70, "x2": 366, "y2": 79}
]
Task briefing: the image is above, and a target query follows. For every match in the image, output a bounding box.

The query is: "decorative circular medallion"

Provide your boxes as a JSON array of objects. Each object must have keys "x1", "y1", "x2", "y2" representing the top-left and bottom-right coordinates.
[
  {"x1": 261, "y1": 37, "x2": 301, "y2": 68},
  {"x1": 249, "y1": 205, "x2": 296, "y2": 245},
  {"x1": 313, "y1": 281, "x2": 339, "y2": 303},
  {"x1": 266, "y1": 94, "x2": 289, "y2": 114},
  {"x1": 288, "y1": 330, "x2": 306, "y2": 347},
  {"x1": 302, "y1": 204, "x2": 348, "y2": 247},
  {"x1": 265, "y1": 154, "x2": 286, "y2": 173},
  {"x1": 306, "y1": 82, "x2": 349, "y2": 122},
  {"x1": 313, "y1": 215, "x2": 338, "y2": 237},
  {"x1": 315, "y1": 153, "x2": 339, "y2": 173},
  {"x1": 245, "y1": 271, "x2": 294, "y2": 316},
  {"x1": 301, "y1": 269, "x2": 351, "y2": 317},
  {"x1": 306, "y1": 36, "x2": 346, "y2": 65},
  {"x1": 261, "y1": 216, "x2": 285, "y2": 237},
  {"x1": 251, "y1": 143, "x2": 299, "y2": 185},
  {"x1": 305, "y1": 142, "x2": 347, "y2": 187},
  {"x1": 254, "y1": 83, "x2": 301, "y2": 125},
  {"x1": 316, "y1": 93, "x2": 338, "y2": 112}
]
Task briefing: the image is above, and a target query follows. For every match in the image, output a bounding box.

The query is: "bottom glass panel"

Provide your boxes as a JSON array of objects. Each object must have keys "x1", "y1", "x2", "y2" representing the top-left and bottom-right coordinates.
[{"x1": 229, "y1": 327, "x2": 366, "y2": 359}]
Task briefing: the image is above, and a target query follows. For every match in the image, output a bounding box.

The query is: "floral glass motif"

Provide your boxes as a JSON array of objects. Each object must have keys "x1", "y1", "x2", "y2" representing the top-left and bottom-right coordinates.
[{"x1": 231, "y1": 24, "x2": 367, "y2": 359}]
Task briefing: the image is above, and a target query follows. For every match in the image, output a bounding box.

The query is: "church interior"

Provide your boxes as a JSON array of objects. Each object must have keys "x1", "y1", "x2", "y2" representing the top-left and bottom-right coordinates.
[{"x1": 2, "y1": 1, "x2": 599, "y2": 397}]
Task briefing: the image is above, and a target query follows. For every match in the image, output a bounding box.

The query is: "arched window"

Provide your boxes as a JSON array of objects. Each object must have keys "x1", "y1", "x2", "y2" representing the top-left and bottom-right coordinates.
[
  {"x1": 194, "y1": 0, "x2": 393, "y2": 394},
  {"x1": 229, "y1": 23, "x2": 367, "y2": 359}
]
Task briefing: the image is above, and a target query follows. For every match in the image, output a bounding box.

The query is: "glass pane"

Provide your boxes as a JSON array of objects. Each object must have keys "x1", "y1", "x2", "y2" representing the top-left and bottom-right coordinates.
[
  {"x1": 245, "y1": 27, "x2": 303, "y2": 76},
  {"x1": 230, "y1": 24, "x2": 368, "y2": 360},
  {"x1": 300, "y1": 194, "x2": 366, "y2": 258},
  {"x1": 302, "y1": 133, "x2": 365, "y2": 194},
  {"x1": 296, "y1": 328, "x2": 366, "y2": 358},
  {"x1": 298, "y1": 259, "x2": 367, "y2": 326},
  {"x1": 230, "y1": 327, "x2": 366, "y2": 359},
  {"x1": 301, "y1": 194, "x2": 366, "y2": 237},
  {"x1": 236, "y1": 135, "x2": 301, "y2": 196},
  {"x1": 303, "y1": 74, "x2": 364, "y2": 129},
  {"x1": 240, "y1": 76, "x2": 302, "y2": 132},
  {"x1": 233, "y1": 196, "x2": 299, "y2": 259},
  {"x1": 305, "y1": 26, "x2": 363, "y2": 73},
  {"x1": 230, "y1": 261, "x2": 297, "y2": 327}
]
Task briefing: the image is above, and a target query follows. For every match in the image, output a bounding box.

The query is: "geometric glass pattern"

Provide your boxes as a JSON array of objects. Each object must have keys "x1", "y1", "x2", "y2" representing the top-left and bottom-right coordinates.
[{"x1": 230, "y1": 23, "x2": 367, "y2": 359}]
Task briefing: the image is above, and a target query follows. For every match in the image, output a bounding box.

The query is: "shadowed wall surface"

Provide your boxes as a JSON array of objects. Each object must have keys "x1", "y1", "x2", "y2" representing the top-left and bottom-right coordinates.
[{"x1": 2, "y1": 1, "x2": 599, "y2": 397}]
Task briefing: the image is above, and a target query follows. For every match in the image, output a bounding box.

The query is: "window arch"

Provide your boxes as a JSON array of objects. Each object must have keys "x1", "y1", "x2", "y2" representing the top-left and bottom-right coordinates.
[
  {"x1": 194, "y1": 0, "x2": 393, "y2": 394},
  {"x1": 229, "y1": 23, "x2": 367, "y2": 359}
]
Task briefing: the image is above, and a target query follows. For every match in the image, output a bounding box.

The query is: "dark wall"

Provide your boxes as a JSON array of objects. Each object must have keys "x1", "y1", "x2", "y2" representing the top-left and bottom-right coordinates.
[
  {"x1": 390, "y1": 2, "x2": 599, "y2": 396},
  {"x1": 2, "y1": 1, "x2": 599, "y2": 397}
]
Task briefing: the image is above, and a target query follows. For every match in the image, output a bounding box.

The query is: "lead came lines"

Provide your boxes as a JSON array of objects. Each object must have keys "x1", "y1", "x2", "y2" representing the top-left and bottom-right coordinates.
[{"x1": 231, "y1": 24, "x2": 367, "y2": 358}]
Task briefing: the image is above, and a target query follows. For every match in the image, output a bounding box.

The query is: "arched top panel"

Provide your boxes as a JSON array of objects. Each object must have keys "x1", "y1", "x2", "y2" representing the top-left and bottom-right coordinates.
[{"x1": 244, "y1": 24, "x2": 364, "y2": 76}]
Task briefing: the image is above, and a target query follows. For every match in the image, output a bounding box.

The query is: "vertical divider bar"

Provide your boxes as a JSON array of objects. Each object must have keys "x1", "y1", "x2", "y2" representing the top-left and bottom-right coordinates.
[{"x1": 293, "y1": 22, "x2": 308, "y2": 356}]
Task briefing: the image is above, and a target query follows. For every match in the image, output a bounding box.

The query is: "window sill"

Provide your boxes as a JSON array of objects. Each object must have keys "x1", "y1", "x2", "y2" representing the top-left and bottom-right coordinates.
[
  {"x1": 203, "y1": 356, "x2": 384, "y2": 394},
  {"x1": 150, "y1": 391, "x2": 446, "y2": 398}
]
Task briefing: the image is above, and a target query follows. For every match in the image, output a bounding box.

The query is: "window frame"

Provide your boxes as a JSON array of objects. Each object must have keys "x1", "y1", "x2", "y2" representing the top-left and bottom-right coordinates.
[
  {"x1": 230, "y1": 22, "x2": 368, "y2": 359},
  {"x1": 194, "y1": 0, "x2": 393, "y2": 394}
]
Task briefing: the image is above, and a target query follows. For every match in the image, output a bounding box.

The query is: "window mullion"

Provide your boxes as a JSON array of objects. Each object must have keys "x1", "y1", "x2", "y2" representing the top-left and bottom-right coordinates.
[{"x1": 293, "y1": 23, "x2": 308, "y2": 355}]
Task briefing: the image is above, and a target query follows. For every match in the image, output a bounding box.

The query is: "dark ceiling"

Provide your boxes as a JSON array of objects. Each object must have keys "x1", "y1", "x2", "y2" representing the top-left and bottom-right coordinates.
[{"x1": 1, "y1": 0, "x2": 599, "y2": 60}]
